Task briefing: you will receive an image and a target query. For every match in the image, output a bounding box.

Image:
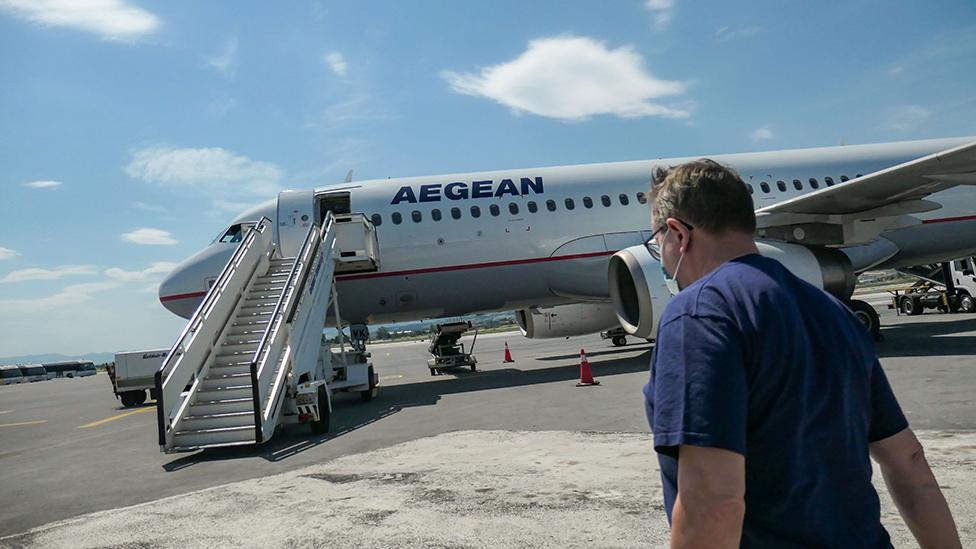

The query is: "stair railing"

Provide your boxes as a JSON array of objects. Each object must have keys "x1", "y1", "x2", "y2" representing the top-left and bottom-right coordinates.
[
  {"x1": 155, "y1": 217, "x2": 273, "y2": 450},
  {"x1": 249, "y1": 213, "x2": 337, "y2": 443}
]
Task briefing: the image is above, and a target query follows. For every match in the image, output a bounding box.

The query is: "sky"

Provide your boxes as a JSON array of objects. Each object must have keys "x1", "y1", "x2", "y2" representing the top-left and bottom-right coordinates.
[{"x1": 1, "y1": 0, "x2": 975, "y2": 357}]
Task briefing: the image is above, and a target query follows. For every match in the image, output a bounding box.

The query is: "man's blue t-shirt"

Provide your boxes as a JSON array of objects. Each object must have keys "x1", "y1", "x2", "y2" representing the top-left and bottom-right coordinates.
[{"x1": 644, "y1": 253, "x2": 907, "y2": 547}]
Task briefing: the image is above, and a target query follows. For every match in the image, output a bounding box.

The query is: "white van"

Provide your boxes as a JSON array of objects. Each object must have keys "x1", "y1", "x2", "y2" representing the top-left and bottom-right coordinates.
[
  {"x1": 0, "y1": 364, "x2": 26, "y2": 385},
  {"x1": 17, "y1": 363, "x2": 49, "y2": 382}
]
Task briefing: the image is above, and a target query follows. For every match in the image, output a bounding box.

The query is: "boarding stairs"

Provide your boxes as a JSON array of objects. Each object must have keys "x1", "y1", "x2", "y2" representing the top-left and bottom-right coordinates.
[{"x1": 154, "y1": 212, "x2": 379, "y2": 452}]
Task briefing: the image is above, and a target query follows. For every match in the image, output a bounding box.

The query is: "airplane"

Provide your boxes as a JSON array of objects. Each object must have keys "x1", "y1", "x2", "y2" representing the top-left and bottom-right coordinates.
[{"x1": 158, "y1": 136, "x2": 976, "y2": 348}]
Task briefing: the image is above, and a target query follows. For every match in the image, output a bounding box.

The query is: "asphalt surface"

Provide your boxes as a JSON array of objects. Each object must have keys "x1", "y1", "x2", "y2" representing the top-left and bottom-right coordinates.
[{"x1": 0, "y1": 309, "x2": 974, "y2": 541}]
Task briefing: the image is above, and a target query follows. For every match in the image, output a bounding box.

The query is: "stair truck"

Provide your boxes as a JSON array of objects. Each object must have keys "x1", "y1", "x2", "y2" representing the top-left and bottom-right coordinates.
[{"x1": 153, "y1": 193, "x2": 381, "y2": 452}]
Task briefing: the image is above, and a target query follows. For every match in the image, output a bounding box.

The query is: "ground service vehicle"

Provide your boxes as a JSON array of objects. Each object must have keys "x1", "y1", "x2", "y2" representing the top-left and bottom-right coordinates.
[
  {"x1": 44, "y1": 360, "x2": 97, "y2": 379},
  {"x1": 890, "y1": 256, "x2": 976, "y2": 316},
  {"x1": 17, "y1": 364, "x2": 48, "y2": 382},
  {"x1": 0, "y1": 365, "x2": 25, "y2": 385},
  {"x1": 111, "y1": 350, "x2": 168, "y2": 407}
]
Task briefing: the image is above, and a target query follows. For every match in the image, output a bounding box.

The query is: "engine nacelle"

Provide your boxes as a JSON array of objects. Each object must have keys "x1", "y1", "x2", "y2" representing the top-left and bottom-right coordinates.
[
  {"x1": 607, "y1": 240, "x2": 855, "y2": 340},
  {"x1": 514, "y1": 303, "x2": 621, "y2": 339}
]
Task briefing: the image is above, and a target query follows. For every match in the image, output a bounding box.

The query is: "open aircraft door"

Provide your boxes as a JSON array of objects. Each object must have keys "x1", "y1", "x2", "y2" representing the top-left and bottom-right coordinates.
[{"x1": 276, "y1": 189, "x2": 315, "y2": 258}]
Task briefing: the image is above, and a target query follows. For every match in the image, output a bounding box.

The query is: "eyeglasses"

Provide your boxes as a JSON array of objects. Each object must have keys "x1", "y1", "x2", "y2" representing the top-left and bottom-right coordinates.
[{"x1": 644, "y1": 219, "x2": 694, "y2": 261}]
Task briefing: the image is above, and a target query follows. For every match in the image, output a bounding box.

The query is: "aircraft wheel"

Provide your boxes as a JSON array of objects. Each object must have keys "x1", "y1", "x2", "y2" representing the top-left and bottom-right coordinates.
[{"x1": 848, "y1": 299, "x2": 881, "y2": 341}]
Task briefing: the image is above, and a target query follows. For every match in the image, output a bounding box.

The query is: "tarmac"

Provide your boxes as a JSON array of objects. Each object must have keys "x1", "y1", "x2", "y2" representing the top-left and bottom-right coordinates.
[{"x1": 0, "y1": 308, "x2": 974, "y2": 547}]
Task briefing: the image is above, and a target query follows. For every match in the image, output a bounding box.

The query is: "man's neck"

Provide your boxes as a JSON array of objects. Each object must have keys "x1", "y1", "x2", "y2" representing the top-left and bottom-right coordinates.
[{"x1": 683, "y1": 234, "x2": 760, "y2": 285}]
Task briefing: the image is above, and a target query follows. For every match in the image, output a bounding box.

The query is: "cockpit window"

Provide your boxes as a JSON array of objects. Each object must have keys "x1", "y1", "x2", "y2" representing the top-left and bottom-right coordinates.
[{"x1": 218, "y1": 224, "x2": 244, "y2": 243}]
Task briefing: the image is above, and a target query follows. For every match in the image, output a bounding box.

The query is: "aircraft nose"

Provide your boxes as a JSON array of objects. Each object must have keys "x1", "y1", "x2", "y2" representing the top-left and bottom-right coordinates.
[
  {"x1": 158, "y1": 265, "x2": 202, "y2": 319},
  {"x1": 158, "y1": 243, "x2": 236, "y2": 319}
]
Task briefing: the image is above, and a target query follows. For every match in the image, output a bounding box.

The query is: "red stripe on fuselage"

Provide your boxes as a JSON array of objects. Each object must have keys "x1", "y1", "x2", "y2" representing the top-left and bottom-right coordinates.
[{"x1": 921, "y1": 214, "x2": 976, "y2": 224}]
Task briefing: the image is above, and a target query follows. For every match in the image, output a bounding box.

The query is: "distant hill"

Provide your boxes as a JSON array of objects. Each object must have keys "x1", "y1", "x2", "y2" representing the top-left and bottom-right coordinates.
[{"x1": 0, "y1": 352, "x2": 116, "y2": 366}]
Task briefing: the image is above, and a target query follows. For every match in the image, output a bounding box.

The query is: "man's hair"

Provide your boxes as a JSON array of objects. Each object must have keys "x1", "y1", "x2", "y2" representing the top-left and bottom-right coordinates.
[{"x1": 650, "y1": 158, "x2": 756, "y2": 234}]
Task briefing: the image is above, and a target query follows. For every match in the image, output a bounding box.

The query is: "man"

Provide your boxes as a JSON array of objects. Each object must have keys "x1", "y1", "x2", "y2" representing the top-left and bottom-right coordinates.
[{"x1": 644, "y1": 159, "x2": 961, "y2": 548}]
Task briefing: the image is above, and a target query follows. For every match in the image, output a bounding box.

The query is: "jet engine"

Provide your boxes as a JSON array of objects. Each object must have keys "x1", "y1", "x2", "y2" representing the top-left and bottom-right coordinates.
[
  {"x1": 514, "y1": 302, "x2": 621, "y2": 339},
  {"x1": 607, "y1": 240, "x2": 855, "y2": 340}
]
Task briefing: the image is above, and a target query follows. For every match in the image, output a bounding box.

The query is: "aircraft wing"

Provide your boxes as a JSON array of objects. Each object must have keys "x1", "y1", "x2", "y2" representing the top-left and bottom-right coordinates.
[{"x1": 755, "y1": 139, "x2": 976, "y2": 245}]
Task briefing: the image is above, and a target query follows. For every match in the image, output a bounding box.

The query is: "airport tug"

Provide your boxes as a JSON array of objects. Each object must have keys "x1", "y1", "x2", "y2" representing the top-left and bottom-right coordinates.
[{"x1": 427, "y1": 321, "x2": 479, "y2": 375}]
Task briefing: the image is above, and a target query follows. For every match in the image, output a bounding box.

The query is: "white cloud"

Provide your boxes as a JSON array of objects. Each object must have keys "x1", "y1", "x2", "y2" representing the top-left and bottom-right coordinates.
[
  {"x1": 24, "y1": 180, "x2": 62, "y2": 189},
  {"x1": 0, "y1": 0, "x2": 160, "y2": 41},
  {"x1": 645, "y1": 0, "x2": 674, "y2": 29},
  {"x1": 441, "y1": 35, "x2": 689, "y2": 121},
  {"x1": 120, "y1": 228, "x2": 178, "y2": 246},
  {"x1": 0, "y1": 265, "x2": 96, "y2": 283},
  {"x1": 0, "y1": 281, "x2": 119, "y2": 313},
  {"x1": 715, "y1": 25, "x2": 761, "y2": 42},
  {"x1": 125, "y1": 145, "x2": 283, "y2": 195},
  {"x1": 212, "y1": 199, "x2": 260, "y2": 214},
  {"x1": 208, "y1": 37, "x2": 238, "y2": 77},
  {"x1": 885, "y1": 105, "x2": 930, "y2": 131},
  {"x1": 323, "y1": 51, "x2": 347, "y2": 77},
  {"x1": 104, "y1": 261, "x2": 178, "y2": 282},
  {"x1": 889, "y1": 65, "x2": 904, "y2": 75},
  {"x1": 750, "y1": 126, "x2": 774, "y2": 141},
  {"x1": 0, "y1": 247, "x2": 17, "y2": 260}
]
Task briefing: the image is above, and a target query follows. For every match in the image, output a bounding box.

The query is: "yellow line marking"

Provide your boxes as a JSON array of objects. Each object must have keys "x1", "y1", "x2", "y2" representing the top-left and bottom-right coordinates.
[
  {"x1": 78, "y1": 407, "x2": 155, "y2": 429},
  {"x1": 0, "y1": 420, "x2": 47, "y2": 428}
]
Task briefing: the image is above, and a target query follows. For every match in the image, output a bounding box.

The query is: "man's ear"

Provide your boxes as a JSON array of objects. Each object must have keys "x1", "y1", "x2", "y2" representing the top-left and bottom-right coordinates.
[{"x1": 667, "y1": 218, "x2": 691, "y2": 253}]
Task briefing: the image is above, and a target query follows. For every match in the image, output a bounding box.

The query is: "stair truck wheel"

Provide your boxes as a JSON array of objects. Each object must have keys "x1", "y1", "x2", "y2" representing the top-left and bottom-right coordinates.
[
  {"x1": 311, "y1": 385, "x2": 331, "y2": 435},
  {"x1": 960, "y1": 293, "x2": 976, "y2": 313},
  {"x1": 848, "y1": 299, "x2": 881, "y2": 341},
  {"x1": 119, "y1": 390, "x2": 146, "y2": 407},
  {"x1": 611, "y1": 336, "x2": 627, "y2": 347},
  {"x1": 360, "y1": 365, "x2": 377, "y2": 402}
]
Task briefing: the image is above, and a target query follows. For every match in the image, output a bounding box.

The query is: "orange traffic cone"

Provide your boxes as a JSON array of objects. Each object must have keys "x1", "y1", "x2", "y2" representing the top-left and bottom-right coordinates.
[
  {"x1": 503, "y1": 342, "x2": 515, "y2": 363},
  {"x1": 577, "y1": 348, "x2": 600, "y2": 387}
]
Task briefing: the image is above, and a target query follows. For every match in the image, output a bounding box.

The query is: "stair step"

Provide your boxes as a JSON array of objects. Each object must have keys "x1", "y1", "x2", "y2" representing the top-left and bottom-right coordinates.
[
  {"x1": 227, "y1": 324, "x2": 270, "y2": 337},
  {"x1": 167, "y1": 440, "x2": 254, "y2": 453},
  {"x1": 201, "y1": 376, "x2": 252, "y2": 390},
  {"x1": 181, "y1": 411, "x2": 254, "y2": 430},
  {"x1": 217, "y1": 341, "x2": 260, "y2": 354},
  {"x1": 209, "y1": 363, "x2": 252, "y2": 376},
  {"x1": 195, "y1": 385, "x2": 253, "y2": 401},
  {"x1": 189, "y1": 397, "x2": 254, "y2": 415},
  {"x1": 172, "y1": 425, "x2": 256, "y2": 448}
]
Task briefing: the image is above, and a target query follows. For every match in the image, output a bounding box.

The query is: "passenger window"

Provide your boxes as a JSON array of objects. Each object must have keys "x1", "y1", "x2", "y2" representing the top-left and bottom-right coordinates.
[
  {"x1": 825, "y1": 176, "x2": 834, "y2": 187},
  {"x1": 760, "y1": 182, "x2": 770, "y2": 193},
  {"x1": 793, "y1": 179, "x2": 803, "y2": 190},
  {"x1": 601, "y1": 195, "x2": 611, "y2": 207},
  {"x1": 411, "y1": 210, "x2": 422, "y2": 223},
  {"x1": 470, "y1": 206, "x2": 481, "y2": 218},
  {"x1": 527, "y1": 201, "x2": 538, "y2": 213},
  {"x1": 370, "y1": 213, "x2": 382, "y2": 227},
  {"x1": 509, "y1": 202, "x2": 519, "y2": 215},
  {"x1": 451, "y1": 207, "x2": 461, "y2": 220},
  {"x1": 776, "y1": 180, "x2": 787, "y2": 192},
  {"x1": 564, "y1": 198, "x2": 575, "y2": 210},
  {"x1": 392, "y1": 212, "x2": 402, "y2": 225},
  {"x1": 431, "y1": 208, "x2": 442, "y2": 221},
  {"x1": 490, "y1": 204, "x2": 500, "y2": 216},
  {"x1": 855, "y1": 174, "x2": 862, "y2": 178},
  {"x1": 809, "y1": 178, "x2": 819, "y2": 189},
  {"x1": 219, "y1": 224, "x2": 243, "y2": 243},
  {"x1": 636, "y1": 192, "x2": 647, "y2": 204},
  {"x1": 840, "y1": 175, "x2": 849, "y2": 182},
  {"x1": 618, "y1": 193, "x2": 630, "y2": 205},
  {"x1": 583, "y1": 196, "x2": 593, "y2": 208},
  {"x1": 546, "y1": 199, "x2": 557, "y2": 212}
]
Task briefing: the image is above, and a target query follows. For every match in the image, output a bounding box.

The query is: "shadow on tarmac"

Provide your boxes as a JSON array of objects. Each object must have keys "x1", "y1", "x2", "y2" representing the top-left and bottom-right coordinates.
[
  {"x1": 877, "y1": 316, "x2": 976, "y2": 358},
  {"x1": 161, "y1": 348, "x2": 652, "y2": 470}
]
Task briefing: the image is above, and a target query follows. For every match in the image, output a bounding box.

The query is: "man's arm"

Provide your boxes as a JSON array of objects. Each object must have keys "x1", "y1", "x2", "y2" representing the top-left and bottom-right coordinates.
[
  {"x1": 671, "y1": 444, "x2": 745, "y2": 549},
  {"x1": 870, "y1": 427, "x2": 961, "y2": 549}
]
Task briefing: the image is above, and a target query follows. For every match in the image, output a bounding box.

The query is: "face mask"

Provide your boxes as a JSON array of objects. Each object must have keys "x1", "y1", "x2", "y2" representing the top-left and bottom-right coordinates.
[{"x1": 660, "y1": 230, "x2": 685, "y2": 296}]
